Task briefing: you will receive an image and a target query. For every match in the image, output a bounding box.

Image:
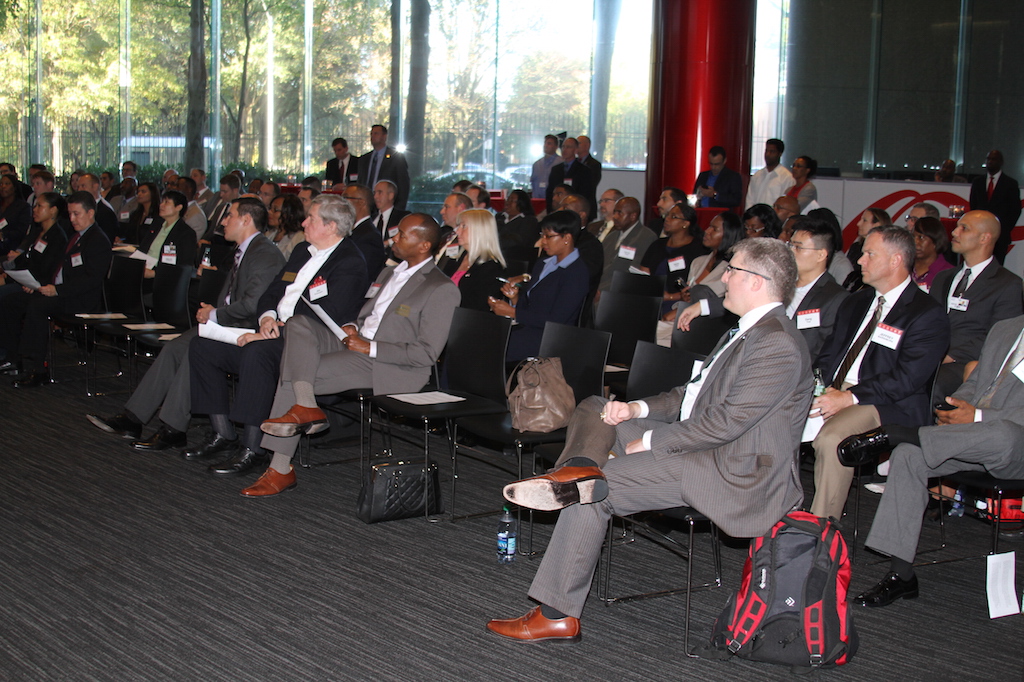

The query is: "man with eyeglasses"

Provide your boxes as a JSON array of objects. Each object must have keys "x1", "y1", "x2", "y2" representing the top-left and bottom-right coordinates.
[
  {"x1": 903, "y1": 202, "x2": 939, "y2": 230},
  {"x1": 807, "y1": 226, "x2": 949, "y2": 520},
  {"x1": 586, "y1": 188, "x2": 624, "y2": 239}
]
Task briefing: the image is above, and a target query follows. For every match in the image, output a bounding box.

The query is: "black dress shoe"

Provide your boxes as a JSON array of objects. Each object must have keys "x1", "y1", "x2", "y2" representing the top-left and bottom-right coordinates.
[
  {"x1": 837, "y1": 427, "x2": 892, "y2": 467},
  {"x1": 86, "y1": 413, "x2": 143, "y2": 440},
  {"x1": 182, "y1": 433, "x2": 239, "y2": 461},
  {"x1": 12, "y1": 372, "x2": 47, "y2": 388},
  {"x1": 853, "y1": 571, "x2": 919, "y2": 607},
  {"x1": 131, "y1": 425, "x2": 188, "y2": 451},
  {"x1": 208, "y1": 447, "x2": 266, "y2": 476},
  {"x1": 0, "y1": 360, "x2": 20, "y2": 375}
]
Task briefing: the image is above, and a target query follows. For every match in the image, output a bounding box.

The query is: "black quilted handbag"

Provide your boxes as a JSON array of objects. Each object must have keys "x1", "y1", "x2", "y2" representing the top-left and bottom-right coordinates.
[{"x1": 356, "y1": 457, "x2": 443, "y2": 523}]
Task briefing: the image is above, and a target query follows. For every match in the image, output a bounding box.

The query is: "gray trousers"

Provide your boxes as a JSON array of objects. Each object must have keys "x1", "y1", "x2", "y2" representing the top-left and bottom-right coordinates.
[
  {"x1": 125, "y1": 328, "x2": 197, "y2": 432},
  {"x1": 865, "y1": 419, "x2": 1024, "y2": 564}
]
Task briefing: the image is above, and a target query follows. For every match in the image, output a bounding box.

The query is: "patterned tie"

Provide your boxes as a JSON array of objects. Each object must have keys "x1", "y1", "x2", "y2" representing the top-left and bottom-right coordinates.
[
  {"x1": 833, "y1": 295, "x2": 885, "y2": 389},
  {"x1": 698, "y1": 326, "x2": 740, "y2": 377},
  {"x1": 951, "y1": 267, "x2": 972, "y2": 298},
  {"x1": 975, "y1": 336, "x2": 1024, "y2": 409},
  {"x1": 223, "y1": 247, "x2": 243, "y2": 304}
]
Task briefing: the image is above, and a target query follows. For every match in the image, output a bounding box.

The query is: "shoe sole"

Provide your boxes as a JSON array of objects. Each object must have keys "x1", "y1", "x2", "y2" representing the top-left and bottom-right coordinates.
[
  {"x1": 485, "y1": 624, "x2": 581, "y2": 643},
  {"x1": 502, "y1": 477, "x2": 608, "y2": 512},
  {"x1": 86, "y1": 414, "x2": 139, "y2": 439},
  {"x1": 855, "y1": 590, "x2": 919, "y2": 607},
  {"x1": 240, "y1": 482, "x2": 297, "y2": 498},
  {"x1": 260, "y1": 420, "x2": 329, "y2": 437}
]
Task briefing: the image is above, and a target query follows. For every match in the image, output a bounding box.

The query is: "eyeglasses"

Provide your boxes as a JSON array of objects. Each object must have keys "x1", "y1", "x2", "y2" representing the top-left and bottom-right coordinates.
[
  {"x1": 724, "y1": 264, "x2": 773, "y2": 280},
  {"x1": 904, "y1": 215, "x2": 919, "y2": 224},
  {"x1": 744, "y1": 222, "x2": 765, "y2": 234},
  {"x1": 540, "y1": 233, "x2": 562, "y2": 240},
  {"x1": 787, "y1": 242, "x2": 820, "y2": 252}
]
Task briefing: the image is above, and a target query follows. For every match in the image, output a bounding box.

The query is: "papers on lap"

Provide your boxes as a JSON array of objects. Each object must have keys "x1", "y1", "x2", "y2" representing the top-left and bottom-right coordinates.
[{"x1": 198, "y1": 320, "x2": 255, "y2": 344}]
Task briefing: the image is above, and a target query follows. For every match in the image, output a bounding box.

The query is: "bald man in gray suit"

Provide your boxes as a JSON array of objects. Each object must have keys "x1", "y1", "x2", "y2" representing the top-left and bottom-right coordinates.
[{"x1": 488, "y1": 238, "x2": 813, "y2": 643}]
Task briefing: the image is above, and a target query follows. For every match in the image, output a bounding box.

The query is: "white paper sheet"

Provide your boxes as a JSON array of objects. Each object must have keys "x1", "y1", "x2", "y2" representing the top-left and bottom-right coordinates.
[
  {"x1": 627, "y1": 265, "x2": 649, "y2": 276},
  {"x1": 123, "y1": 322, "x2": 176, "y2": 331},
  {"x1": 306, "y1": 301, "x2": 348, "y2": 341},
  {"x1": 387, "y1": 391, "x2": 467, "y2": 405},
  {"x1": 158, "y1": 333, "x2": 182, "y2": 342},
  {"x1": 128, "y1": 248, "x2": 158, "y2": 269},
  {"x1": 802, "y1": 413, "x2": 824, "y2": 442},
  {"x1": 986, "y1": 551, "x2": 1020, "y2": 618},
  {"x1": 604, "y1": 365, "x2": 629, "y2": 373},
  {"x1": 4, "y1": 269, "x2": 41, "y2": 289},
  {"x1": 74, "y1": 312, "x2": 128, "y2": 320},
  {"x1": 198, "y1": 321, "x2": 255, "y2": 344}
]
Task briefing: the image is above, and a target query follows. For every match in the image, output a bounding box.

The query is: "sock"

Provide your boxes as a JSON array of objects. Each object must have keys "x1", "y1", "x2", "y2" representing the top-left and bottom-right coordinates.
[
  {"x1": 885, "y1": 425, "x2": 920, "y2": 448},
  {"x1": 242, "y1": 424, "x2": 265, "y2": 454},
  {"x1": 540, "y1": 604, "x2": 568, "y2": 620},
  {"x1": 293, "y1": 381, "x2": 317, "y2": 408},
  {"x1": 560, "y1": 456, "x2": 599, "y2": 469},
  {"x1": 890, "y1": 557, "x2": 915, "y2": 582},
  {"x1": 270, "y1": 453, "x2": 292, "y2": 475},
  {"x1": 210, "y1": 414, "x2": 237, "y2": 440}
]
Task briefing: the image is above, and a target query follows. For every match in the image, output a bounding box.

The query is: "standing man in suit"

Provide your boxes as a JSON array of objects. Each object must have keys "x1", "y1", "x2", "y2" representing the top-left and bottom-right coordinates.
[
  {"x1": 546, "y1": 137, "x2": 595, "y2": 218},
  {"x1": 188, "y1": 194, "x2": 371, "y2": 477},
  {"x1": 930, "y1": 210, "x2": 1023, "y2": 398},
  {"x1": 693, "y1": 145, "x2": 743, "y2": 210},
  {"x1": 487, "y1": 238, "x2": 812, "y2": 641},
  {"x1": 531, "y1": 134, "x2": 562, "y2": 202},
  {"x1": 357, "y1": 124, "x2": 410, "y2": 210},
  {"x1": 0, "y1": 192, "x2": 113, "y2": 387},
  {"x1": 969, "y1": 150, "x2": 1022, "y2": 263},
  {"x1": 325, "y1": 137, "x2": 358, "y2": 187},
  {"x1": 576, "y1": 135, "x2": 602, "y2": 188},
  {"x1": 244, "y1": 214, "x2": 461, "y2": 497},
  {"x1": 809, "y1": 227, "x2": 949, "y2": 519},
  {"x1": 373, "y1": 179, "x2": 409, "y2": 246},
  {"x1": 85, "y1": 197, "x2": 286, "y2": 451},
  {"x1": 842, "y1": 314, "x2": 1024, "y2": 607},
  {"x1": 597, "y1": 197, "x2": 657, "y2": 295}
]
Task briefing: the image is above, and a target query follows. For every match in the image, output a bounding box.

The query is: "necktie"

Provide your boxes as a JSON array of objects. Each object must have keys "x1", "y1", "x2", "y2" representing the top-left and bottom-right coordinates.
[
  {"x1": 597, "y1": 220, "x2": 614, "y2": 243},
  {"x1": 833, "y1": 295, "x2": 886, "y2": 389},
  {"x1": 53, "y1": 230, "x2": 81, "y2": 285},
  {"x1": 952, "y1": 267, "x2": 972, "y2": 298},
  {"x1": 224, "y1": 247, "x2": 243, "y2": 304},
  {"x1": 975, "y1": 336, "x2": 1024, "y2": 409},
  {"x1": 368, "y1": 152, "x2": 380, "y2": 189},
  {"x1": 377, "y1": 214, "x2": 385, "y2": 240},
  {"x1": 987, "y1": 177, "x2": 995, "y2": 201},
  {"x1": 699, "y1": 326, "x2": 740, "y2": 377}
]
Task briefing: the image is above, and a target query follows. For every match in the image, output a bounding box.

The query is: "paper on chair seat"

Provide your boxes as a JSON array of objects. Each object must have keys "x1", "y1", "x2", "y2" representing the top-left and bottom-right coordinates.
[
  {"x1": 198, "y1": 321, "x2": 255, "y2": 344},
  {"x1": 75, "y1": 312, "x2": 128, "y2": 319},
  {"x1": 158, "y1": 333, "x2": 182, "y2": 342},
  {"x1": 124, "y1": 322, "x2": 176, "y2": 331},
  {"x1": 604, "y1": 365, "x2": 628, "y2": 373},
  {"x1": 388, "y1": 391, "x2": 467, "y2": 405}
]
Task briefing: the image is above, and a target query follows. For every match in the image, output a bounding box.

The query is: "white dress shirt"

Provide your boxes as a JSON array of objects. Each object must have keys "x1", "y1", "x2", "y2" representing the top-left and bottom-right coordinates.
[
  {"x1": 261, "y1": 239, "x2": 342, "y2": 323},
  {"x1": 358, "y1": 257, "x2": 431, "y2": 357},
  {"x1": 745, "y1": 164, "x2": 794, "y2": 209}
]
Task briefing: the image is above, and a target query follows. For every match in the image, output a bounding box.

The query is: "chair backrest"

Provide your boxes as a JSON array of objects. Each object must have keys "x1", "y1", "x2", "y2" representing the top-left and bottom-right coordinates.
[
  {"x1": 625, "y1": 340, "x2": 706, "y2": 401},
  {"x1": 151, "y1": 265, "x2": 194, "y2": 329},
  {"x1": 610, "y1": 270, "x2": 667, "y2": 297},
  {"x1": 594, "y1": 290, "x2": 662, "y2": 366},
  {"x1": 538, "y1": 322, "x2": 611, "y2": 404},
  {"x1": 503, "y1": 259, "x2": 531, "y2": 278},
  {"x1": 671, "y1": 312, "x2": 738, "y2": 357},
  {"x1": 106, "y1": 255, "x2": 147, "y2": 319},
  {"x1": 196, "y1": 268, "x2": 229, "y2": 306},
  {"x1": 443, "y1": 308, "x2": 512, "y2": 403}
]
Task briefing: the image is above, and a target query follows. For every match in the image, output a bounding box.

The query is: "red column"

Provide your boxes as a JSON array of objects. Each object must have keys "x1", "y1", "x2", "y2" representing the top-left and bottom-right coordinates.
[{"x1": 645, "y1": 0, "x2": 756, "y2": 219}]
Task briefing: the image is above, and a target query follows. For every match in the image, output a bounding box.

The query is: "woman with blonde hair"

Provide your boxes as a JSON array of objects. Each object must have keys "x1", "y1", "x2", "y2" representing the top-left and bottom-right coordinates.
[{"x1": 451, "y1": 208, "x2": 507, "y2": 311}]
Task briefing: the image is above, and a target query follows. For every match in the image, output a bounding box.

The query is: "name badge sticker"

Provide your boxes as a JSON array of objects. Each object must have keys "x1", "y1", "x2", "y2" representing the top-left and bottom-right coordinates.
[
  {"x1": 365, "y1": 282, "x2": 382, "y2": 298},
  {"x1": 201, "y1": 252, "x2": 213, "y2": 268},
  {"x1": 446, "y1": 245, "x2": 460, "y2": 259},
  {"x1": 33, "y1": 240, "x2": 46, "y2": 253},
  {"x1": 161, "y1": 244, "x2": 177, "y2": 265},
  {"x1": 71, "y1": 253, "x2": 84, "y2": 267},
  {"x1": 308, "y1": 276, "x2": 328, "y2": 301},
  {"x1": 0, "y1": 218, "x2": 8, "y2": 230},
  {"x1": 564, "y1": 178, "x2": 573, "y2": 186},
  {"x1": 871, "y1": 323, "x2": 903, "y2": 350},
  {"x1": 119, "y1": 212, "x2": 130, "y2": 221},
  {"x1": 143, "y1": 217, "x2": 154, "y2": 225},
  {"x1": 668, "y1": 256, "x2": 687, "y2": 272},
  {"x1": 950, "y1": 297, "x2": 970, "y2": 312},
  {"x1": 796, "y1": 308, "x2": 821, "y2": 329},
  {"x1": 618, "y1": 245, "x2": 637, "y2": 261},
  {"x1": 388, "y1": 226, "x2": 399, "y2": 239}
]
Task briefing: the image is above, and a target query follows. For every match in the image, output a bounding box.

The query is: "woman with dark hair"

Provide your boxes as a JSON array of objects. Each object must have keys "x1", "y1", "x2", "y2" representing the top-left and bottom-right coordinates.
[
  {"x1": 0, "y1": 174, "x2": 30, "y2": 255},
  {"x1": 130, "y1": 181, "x2": 161, "y2": 246},
  {"x1": 268, "y1": 194, "x2": 306, "y2": 259},
  {"x1": 0, "y1": 192, "x2": 68, "y2": 302},
  {"x1": 139, "y1": 190, "x2": 198, "y2": 280},
  {"x1": 912, "y1": 216, "x2": 954, "y2": 292},
  {"x1": 742, "y1": 203, "x2": 782, "y2": 239},
  {"x1": 670, "y1": 212, "x2": 746, "y2": 330},
  {"x1": 499, "y1": 188, "x2": 540, "y2": 266},
  {"x1": 786, "y1": 155, "x2": 818, "y2": 210},
  {"x1": 639, "y1": 203, "x2": 708, "y2": 315},
  {"x1": 488, "y1": 210, "x2": 590, "y2": 362}
]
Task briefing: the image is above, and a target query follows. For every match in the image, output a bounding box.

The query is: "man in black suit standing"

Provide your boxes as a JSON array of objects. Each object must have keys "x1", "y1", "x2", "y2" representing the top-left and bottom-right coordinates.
[
  {"x1": 357, "y1": 124, "x2": 410, "y2": 210},
  {"x1": 576, "y1": 135, "x2": 602, "y2": 188},
  {"x1": 930, "y1": 209, "x2": 1023, "y2": 398},
  {"x1": 325, "y1": 137, "x2": 357, "y2": 187},
  {"x1": 693, "y1": 145, "x2": 742, "y2": 210},
  {"x1": 546, "y1": 137, "x2": 595, "y2": 219},
  {"x1": 969, "y1": 149, "x2": 1022, "y2": 263}
]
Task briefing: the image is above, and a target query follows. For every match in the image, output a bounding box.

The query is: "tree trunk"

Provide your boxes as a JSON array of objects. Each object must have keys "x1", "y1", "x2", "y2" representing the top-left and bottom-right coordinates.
[
  {"x1": 184, "y1": 0, "x2": 208, "y2": 174},
  {"x1": 231, "y1": 0, "x2": 253, "y2": 164},
  {"x1": 589, "y1": 0, "x2": 620, "y2": 160},
  {"x1": 403, "y1": 0, "x2": 429, "y2": 178},
  {"x1": 388, "y1": 0, "x2": 402, "y2": 141}
]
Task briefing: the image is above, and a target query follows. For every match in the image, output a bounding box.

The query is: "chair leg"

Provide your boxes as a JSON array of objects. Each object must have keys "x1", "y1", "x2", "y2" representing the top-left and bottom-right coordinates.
[
  {"x1": 684, "y1": 517, "x2": 698, "y2": 658},
  {"x1": 991, "y1": 488, "x2": 1003, "y2": 556}
]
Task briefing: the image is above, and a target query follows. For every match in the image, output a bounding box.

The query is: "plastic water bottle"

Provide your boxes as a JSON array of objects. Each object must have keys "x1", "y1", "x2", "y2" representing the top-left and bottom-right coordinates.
[
  {"x1": 497, "y1": 506, "x2": 517, "y2": 564},
  {"x1": 813, "y1": 368, "x2": 827, "y2": 397}
]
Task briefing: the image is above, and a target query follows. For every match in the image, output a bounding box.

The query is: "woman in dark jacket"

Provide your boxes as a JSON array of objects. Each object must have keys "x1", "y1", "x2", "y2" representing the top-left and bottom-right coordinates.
[
  {"x1": 140, "y1": 190, "x2": 198, "y2": 281},
  {"x1": 451, "y1": 208, "x2": 506, "y2": 312},
  {"x1": 639, "y1": 203, "x2": 708, "y2": 316},
  {"x1": 0, "y1": 174, "x2": 30, "y2": 255},
  {"x1": 0, "y1": 192, "x2": 68, "y2": 301},
  {"x1": 130, "y1": 181, "x2": 162, "y2": 246}
]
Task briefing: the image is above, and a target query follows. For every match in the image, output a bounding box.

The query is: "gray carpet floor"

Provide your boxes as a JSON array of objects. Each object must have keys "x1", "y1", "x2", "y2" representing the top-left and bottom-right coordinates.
[{"x1": 1, "y1": 349, "x2": 1023, "y2": 681}]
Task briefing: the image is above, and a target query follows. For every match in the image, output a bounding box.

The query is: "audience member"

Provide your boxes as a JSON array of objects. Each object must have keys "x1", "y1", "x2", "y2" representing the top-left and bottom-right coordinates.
[
  {"x1": 325, "y1": 137, "x2": 356, "y2": 186},
  {"x1": 576, "y1": 135, "x2": 602, "y2": 187},
  {"x1": 784, "y1": 217, "x2": 850, "y2": 357},
  {"x1": 808, "y1": 207, "x2": 855, "y2": 286},
  {"x1": 773, "y1": 195, "x2": 800, "y2": 223},
  {"x1": 268, "y1": 194, "x2": 306, "y2": 260},
  {"x1": 693, "y1": 145, "x2": 742, "y2": 209},
  {"x1": 499, "y1": 189, "x2": 540, "y2": 267},
  {"x1": 436, "y1": 192, "x2": 473, "y2": 274},
  {"x1": 904, "y1": 201, "x2": 939, "y2": 230},
  {"x1": 845, "y1": 207, "x2": 891, "y2": 291},
  {"x1": 558, "y1": 194, "x2": 605, "y2": 308},
  {"x1": 192, "y1": 168, "x2": 216, "y2": 213},
  {"x1": 969, "y1": 149, "x2": 1021, "y2": 263},
  {"x1": 257, "y1": 180, "x2": 280, "y2": 208},
  {"x1": 746, "y1": 138, "x2": 793, "y2": 209},
  {"x1": 340, "y1": 184, "x2": 387, "y2": 279},
  {"x1": 639, "y1": 203, "x2": 708, "y2": 317},
  {"x1": 450, "y1": 209, "x2": 506, "y2": 312},
  {"x1": 910, "y1": 216, "x2": 954, "y2": 292},
  {"x1": 178, "y1": 176, "x2": 207, "y2": 240},
  {"x1": 785, "y1": 156, "x2": 818, "y2": 210},
  {"x1": 597, "y1": 197, "x2": 657, "y2": 294},
  {"x1": 297, "y1": 186, "x2": 319, "y2": 213},
  {"x1": 0, "y1": 192, "x2": 68, "y2": 310},
  {"x1": 30, "y1": 171, "x2": 56, "y2": 208},
  {"x1": 140, "y1": 190, "x2": 198, "y2": 281},
  {"x1": 0, "y1": 174, "x2": 30, "y2": 255},
  {"x1": 372, "y1": 179, "x2": 410, "y2": 246},
  {"x1": 546, "y1": 137, "x2": 595, "y2": 219},
  {"x1": 77, "y1": 173, "x2": 118, "y2": 242},
  {"x1": 647, "y1": 186, "x2": 686, "y2": 236},
  {"x1": 130, "y1": 182, "x2": 162, "y2": 247},
  {"x1": 934, "y1": 159, "x2": 967, "y2": 183},
  {"x1": 742, "y1": 203, "x2": 782, "y2": 239}
]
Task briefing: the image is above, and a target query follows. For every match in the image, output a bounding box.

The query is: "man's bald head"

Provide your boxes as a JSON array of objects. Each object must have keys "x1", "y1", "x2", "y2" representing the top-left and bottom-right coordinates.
[
  {"x1": 773, "y1": 196, "x2": 800, "y2": 222},
  {"x1": 952, "y1": 210, "x2": 1001, "y2": 263}
]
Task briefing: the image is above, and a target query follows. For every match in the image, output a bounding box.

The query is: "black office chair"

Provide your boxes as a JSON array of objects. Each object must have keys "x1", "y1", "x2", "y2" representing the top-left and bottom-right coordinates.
[
  {"x1": 932, "y1": 471, "x2": 1024, "y2": 560},
  {"x1": 594, "y1": 290, "x2": 662, "y2": 368},
  {"x1": 671, "y1": 311, "x2": 738, "y2": 357},
  {"x1": 610, "y1": 270, "x2": 667, "y2": 297}
]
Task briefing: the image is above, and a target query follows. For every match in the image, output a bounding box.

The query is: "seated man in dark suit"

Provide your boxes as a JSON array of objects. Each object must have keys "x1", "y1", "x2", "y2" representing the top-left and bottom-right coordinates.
[
  {"x1": 371, "y1": 180, "x2": 409, "y2": 247},
  {"x1": 808, "y1": 227, "x2": 949, "y2": 520},
  {"x1": 187, "y1": 194, "x2": 372, "y2": 477},
  {"x1": 841, "y1": 314, "x2": 1024, "y2": 607},
  {"x1": 339, "y1": 183, "x2": 386, "y2": 278},
  {"x1": 86, "y1": 197, "x2": 286, "y2": 451},
  {"x1": 968, "y1": 149, "x2": 1022, "y2": 264},
  {"x1": 0, "y1": 191, "x2": 112, "y2": 387},
  {"x1": 487, "y1": 238, "x2": 812, "y2": 642},
  {"x1": 930, "y1": 210, "x2": 1023, "y2": 399},
  {"x1": 243, "y1": 214, "x2": 461, "y2": 497},
  {"x1": 693, "y1": 145, "x2": 742, "y2": 210}
]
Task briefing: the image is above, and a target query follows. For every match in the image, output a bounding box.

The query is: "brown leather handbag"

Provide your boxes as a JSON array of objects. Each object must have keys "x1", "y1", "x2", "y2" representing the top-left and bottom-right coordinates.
[{"x1": 506, "y1": 357, "x2": 576, "y2": 433}]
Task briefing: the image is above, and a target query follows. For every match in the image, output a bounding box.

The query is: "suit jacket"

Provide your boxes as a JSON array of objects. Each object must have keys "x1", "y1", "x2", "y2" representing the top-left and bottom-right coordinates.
[
  {"x1": 325, "y1": 155, "x2": 358, "y2": 186},
  {"x1": 54, "y1": 224, "x2": 113, "y2": 314},
  {"x1": 357, "y1": 147, "x2": 411, "y2": 210},
  {"x1": 507, "y1": 254, "x2": 590, "y2": 361},
  {"x1": 815, "y1": 282, "x2": 950, "y2": 426},
  {"x1": 350, "y1": 218, "x2": 387, "y2": 280},
  {"x1": 546, "y1": 160, "x2": 595, "y2": 216},
  {"x1": 142, "y1": 220, "x2": 198, "y2": 273},
  {"x1": 948, "y1": 315, "x2": 1024, "y2": 428},
  {"x1": 599, "y1": 222, "x2": 658, "y2": 292},
  {"x1": 372, "y1": 208, "x2": 410, "y2": 243},
  {"x1": 0, "y1": 198, "x2": 31, "y2": 254},
  {"x1": 693, "y1": 166, "x2": 743, "y2": 209},
  {"x1": 793, "y1": 273, "x2": 850, "y2": 359},
  {"x1": 183, "y1": 203, "x2": 207, "y2": 241},
  {"x1": 353, "y1": 261, "x2": 461, "y2": 394},
  {"x1": 580, "y1": 154, "x2": 602, "y2": 187},
  {"x1": 201, "y1": 192, "x2": 220, "y2": 219},
  {"x1": 195, "y1": 187, "x2": 215, "y2": 211},
  {"x1": 95, "y1": 201, "x2": 119, "y2": 242},
  {"x1": 970, "y1": 173, "x2": 1022, "y2": 259},
  {"x1": 456, "y1": 258, "x2": 504, "y2": 312},
  {"x1": 931, "y1": 263, "x2": 1024, "y2": 363},
  {"x1": 214, "y1": 233, "x2": 286, "y2": 329},
  {"x1": 642, "y1": 306, "x2": 812, "y2": 538},
  {"x1": 13, "y1": 223, "x2": 68, "y2": 286}
]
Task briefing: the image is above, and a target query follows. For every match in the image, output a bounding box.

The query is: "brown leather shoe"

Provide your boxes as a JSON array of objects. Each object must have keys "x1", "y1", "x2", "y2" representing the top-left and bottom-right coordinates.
[
  {"x1": 502, "y1": 465, "x2": 608, "y2": 511},
  {"x1": 260, "y1": 404, "x2": 329, "y2": 437},
  {"x1": 240, "y1": 467, "x2": 297, "y2": 497},
  {"x1": 486, "y1": 606, "x2": 581, "y2": 643}
]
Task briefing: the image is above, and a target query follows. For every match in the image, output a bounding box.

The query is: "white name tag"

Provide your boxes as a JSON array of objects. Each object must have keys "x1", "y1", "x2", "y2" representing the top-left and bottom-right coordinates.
[
  {"x1": 668, "y1": 256, "x2": 686, "y2": 272},
  {"x1": 365, "y1": 282, "x2": 382, "y2": 298},
  {"x1": 950, "y1": 297, "x2": 970, "y2": 312},
  {"x1": 71, "y1": 253, "x2": 84, "y2": 267},
  {"x1": 617, "y1": 245, "x2": 636, "y2": 261},
  {"x1": 201, "y1": 252, "x2": 213, "y2": 268},
  {"x1": 348, "y1": 172, "x2": 359, "y2": 182},
  {"x1": 144, "y1": 217, "x2": 154, "y2": 225},
  {"x1": 871, "y1": 323, "x2": 903, "y2": 350},
  {"x1": 564, "y1": 178, "x2": 573, "y2": 186},
  {"x1": 161, "y1": 245, "x2": 177, "y2": 265},
  {"x1": 309, "y1": 281, "x2": 328, "y2": 300},
  {"x1": 796, "y1": 308, "x2": 821, "y2": 329},
  {"x1": 446, "y1": 245, "x2": 460, "y2": 259},
  {"x1": 119, "y1": 211, "x2": 130, "y2": 221},
  {"x1": 0, "y1": 218, "x2": 8, "y2": 230},
  {"x1": 388, "y1": 226, "x2": 399, "y2": 239},
  {"x1": 33, "y1": 240, "x2": 46, "y2": 253}
]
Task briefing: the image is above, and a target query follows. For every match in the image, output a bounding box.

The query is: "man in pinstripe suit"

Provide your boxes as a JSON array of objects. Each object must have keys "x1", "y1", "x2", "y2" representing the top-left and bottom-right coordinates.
[{"x1": 488, "y1": 238, "x2": 814, "y2": 642}]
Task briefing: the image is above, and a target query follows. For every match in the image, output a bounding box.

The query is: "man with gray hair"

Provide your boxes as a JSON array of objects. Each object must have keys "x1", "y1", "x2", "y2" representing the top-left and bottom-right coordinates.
[
  {"x1": 489, "y1": 238, "x2": 813, "y2": 642},
  {"x1": 904, "y1": 201, "x2": 940, "y2": 229}
]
